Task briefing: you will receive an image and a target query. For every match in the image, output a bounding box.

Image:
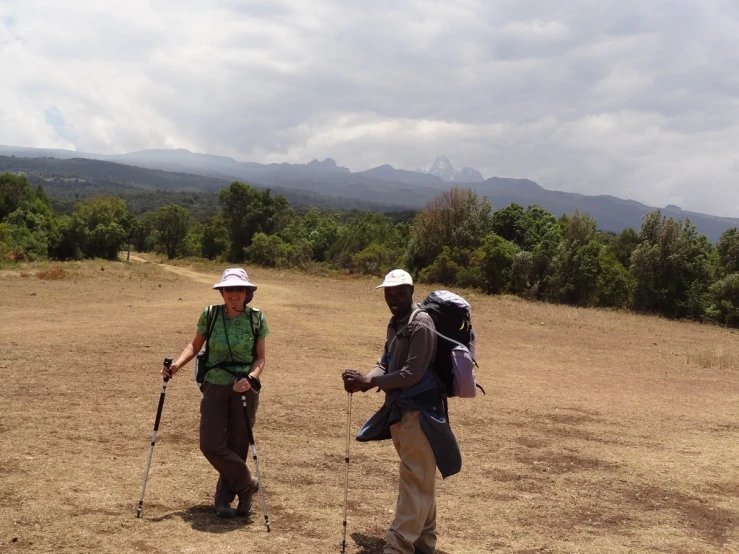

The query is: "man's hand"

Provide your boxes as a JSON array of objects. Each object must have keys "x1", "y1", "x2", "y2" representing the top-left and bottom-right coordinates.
[{"x1": 342, "y1": 369, "x2": 374, "y2": 393}]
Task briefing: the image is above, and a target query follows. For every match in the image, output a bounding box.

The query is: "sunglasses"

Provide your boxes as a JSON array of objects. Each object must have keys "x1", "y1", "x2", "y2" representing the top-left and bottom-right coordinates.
[{"x1": 222, "y1": 286, "x2": 248, "y2": 293}]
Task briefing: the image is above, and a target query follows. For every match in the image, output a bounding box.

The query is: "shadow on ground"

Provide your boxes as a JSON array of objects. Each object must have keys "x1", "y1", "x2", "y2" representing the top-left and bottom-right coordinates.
[
  {"x1": 351, "y1": 533, "x2": 450, "y2": 554},
  {"x1": 151, "y1": 504, "x2": 252, "y2": 533}
]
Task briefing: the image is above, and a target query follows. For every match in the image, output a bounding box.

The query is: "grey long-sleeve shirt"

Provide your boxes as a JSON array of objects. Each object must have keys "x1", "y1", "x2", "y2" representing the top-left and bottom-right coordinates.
[{"x1": 369, "y1": 303, "x2": 437, "y2": 391}]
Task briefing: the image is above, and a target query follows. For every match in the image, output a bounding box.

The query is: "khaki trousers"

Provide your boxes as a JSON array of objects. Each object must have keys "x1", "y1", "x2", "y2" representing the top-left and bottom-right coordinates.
[
  {"x1": 385, "y1": 410, "x2": 437, "y2": 554},
  {"x1": 199, "y1": 382, "x2": 259, "y2": 504}
]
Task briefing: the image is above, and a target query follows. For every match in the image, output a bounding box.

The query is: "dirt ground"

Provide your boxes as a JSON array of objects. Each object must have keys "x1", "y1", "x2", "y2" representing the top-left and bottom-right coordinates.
[{"x1": 1, "y1": 260, "x2": 738, "y2": 554}]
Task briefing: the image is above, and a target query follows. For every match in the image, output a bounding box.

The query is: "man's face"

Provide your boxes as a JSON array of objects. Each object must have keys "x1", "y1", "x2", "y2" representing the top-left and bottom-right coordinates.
[{"x1": 384, "y1": 285, "x2": 414, "y2": 317}]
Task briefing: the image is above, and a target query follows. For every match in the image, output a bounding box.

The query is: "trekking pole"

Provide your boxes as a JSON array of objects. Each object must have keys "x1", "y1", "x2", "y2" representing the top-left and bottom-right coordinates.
[
  {"x1": 241, "y1": 382, "x2": 271, "y2": 532},
  {"x1": 136, "y1": 358, "x2": 172, "y2": 518},
  {"x1": 341, "y1": 392, "x2": 353, "y2": 553}
]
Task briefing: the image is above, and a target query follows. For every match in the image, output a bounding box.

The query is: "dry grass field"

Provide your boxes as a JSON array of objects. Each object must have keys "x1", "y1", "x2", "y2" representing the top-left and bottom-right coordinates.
[{"x1": 1, "y1": 259, "x2": 738, "y2": 554}]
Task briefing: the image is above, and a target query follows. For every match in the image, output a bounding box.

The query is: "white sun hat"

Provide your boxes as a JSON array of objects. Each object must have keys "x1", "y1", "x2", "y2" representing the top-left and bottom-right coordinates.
[
  {"x1": 213, "y1": 268, "x2": 258, "y2": 290},
  {"x1": 376, "y1": 269, "x2": 414, "y2": 288}
]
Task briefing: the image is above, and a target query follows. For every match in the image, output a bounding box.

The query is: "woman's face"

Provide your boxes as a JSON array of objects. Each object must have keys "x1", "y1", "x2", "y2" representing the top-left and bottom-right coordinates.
[{"x1": 221, "y1": 286, "x2": 253, "y2": 312}]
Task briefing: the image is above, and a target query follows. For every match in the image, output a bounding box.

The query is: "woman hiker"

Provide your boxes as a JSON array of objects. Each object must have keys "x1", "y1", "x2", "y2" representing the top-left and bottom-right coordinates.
[{"x1": 161, "y1": 267, "x2": 269, "y2": 518}]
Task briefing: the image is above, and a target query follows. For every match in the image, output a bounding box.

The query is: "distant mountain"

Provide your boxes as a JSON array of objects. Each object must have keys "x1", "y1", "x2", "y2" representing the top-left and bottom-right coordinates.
[
  {"x1": 417, "y1": 155, "x2": 484, "y2": 183},
  {"x1": 0, "y1": 155, "x2": 408, "y2": 214},
  {"x1": 356, "y1": 164, "x2": 447, "y2": 188},
  {"x1": 2, "y1": 145, "x2": 738, "y2": 241}
]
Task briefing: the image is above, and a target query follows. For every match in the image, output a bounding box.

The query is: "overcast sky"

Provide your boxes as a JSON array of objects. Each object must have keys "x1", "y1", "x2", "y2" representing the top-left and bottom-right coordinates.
[{"x1": 2, "y1": 1, "x2": 739, "y2": 216}]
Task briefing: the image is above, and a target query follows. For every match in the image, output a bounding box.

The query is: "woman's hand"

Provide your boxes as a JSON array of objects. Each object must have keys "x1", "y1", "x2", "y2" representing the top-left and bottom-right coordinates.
[
  {"x1": 161, "y1": 362, "x2": 180, "y2": 378},
  {"x1": 233, "y1": 377, "x2": 251, "y2": 394}
]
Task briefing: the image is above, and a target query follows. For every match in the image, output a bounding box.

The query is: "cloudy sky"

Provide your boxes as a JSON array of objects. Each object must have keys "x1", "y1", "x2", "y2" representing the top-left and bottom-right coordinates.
[{"x1": 2, "y1": 1, "x2": 739, "y2": 216}]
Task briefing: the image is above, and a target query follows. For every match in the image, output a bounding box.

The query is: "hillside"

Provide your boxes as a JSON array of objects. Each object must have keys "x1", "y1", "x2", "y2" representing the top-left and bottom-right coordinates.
[
  {"x1": 0, "y1": 155, "x2": 407, "y2": 215},
  {"x1": 2, "y1": 146, "x2": 738, "y2": 241}
]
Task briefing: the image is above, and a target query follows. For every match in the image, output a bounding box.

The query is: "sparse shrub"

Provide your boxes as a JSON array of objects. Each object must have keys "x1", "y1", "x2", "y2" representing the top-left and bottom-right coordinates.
[{"x1": 37, "y1": 265, "x2": 66, "y2": 280}]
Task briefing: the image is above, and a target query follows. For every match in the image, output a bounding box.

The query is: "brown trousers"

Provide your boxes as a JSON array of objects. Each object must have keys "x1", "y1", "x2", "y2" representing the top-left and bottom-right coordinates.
[
  {"x1": 199, "y1": 382, "x2": 259, "y2": 504},
  {"x1": 385, "y1": 410, "x2": 438, "y2": 554}
]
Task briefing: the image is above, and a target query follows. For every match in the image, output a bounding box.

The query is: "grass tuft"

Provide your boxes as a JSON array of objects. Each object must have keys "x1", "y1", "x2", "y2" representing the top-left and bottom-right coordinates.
[{"x1": 686, "y1": 349, "x2": 739, "y2": 370}]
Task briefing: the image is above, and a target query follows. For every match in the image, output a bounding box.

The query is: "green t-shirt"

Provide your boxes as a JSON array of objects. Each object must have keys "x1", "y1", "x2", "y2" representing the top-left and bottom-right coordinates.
[{"x1": 197, "y1": 306, "x2": 269, "y2": 385}]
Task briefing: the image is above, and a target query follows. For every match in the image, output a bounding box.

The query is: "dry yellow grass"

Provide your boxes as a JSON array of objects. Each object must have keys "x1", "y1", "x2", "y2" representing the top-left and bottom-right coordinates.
[{"x1": 1, "y1": 260, "x2": 738, "y2": 553}]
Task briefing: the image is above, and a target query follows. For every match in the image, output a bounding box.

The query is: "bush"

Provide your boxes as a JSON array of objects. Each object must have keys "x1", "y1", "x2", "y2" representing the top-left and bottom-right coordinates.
[
  {"x1": 474, "y1": 233, "x2": 516, "y2": 294},
  {"x1": 704, "y1": 274, "x2": 739, "y2": 326},
  {"x1": 246, "y1": 232, "x2": 290, "y2": 267},
  {"x1": 596, "y1": 251, "x2": 631, "y2": 307},
  {"x1": 350, "y1": 244, "x2": 402, "y2": 276},
  {"x1": 0, "y1": 222, "x2": 48, "y2": 261},
  {"x1": 288, "y1": 239, "x2": 315, "y2": 269},
  {"x1": 419, "y1": 247, "x2": 465, "y2": 286},
  {"x1": 510, "y1": 250, "x2": 534, "y2": 295}
]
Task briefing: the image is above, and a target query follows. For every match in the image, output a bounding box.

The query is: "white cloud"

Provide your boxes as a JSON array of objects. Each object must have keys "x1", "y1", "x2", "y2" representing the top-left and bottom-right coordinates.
[{"x1": 1, "y1": 0, "x2": 739, "y2": 216}]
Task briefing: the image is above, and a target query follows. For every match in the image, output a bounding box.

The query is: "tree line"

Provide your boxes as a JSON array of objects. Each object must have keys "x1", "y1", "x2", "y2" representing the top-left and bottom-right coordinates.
[{"x1": 2, "y1": 172, "x2": 738, "y2": 327}]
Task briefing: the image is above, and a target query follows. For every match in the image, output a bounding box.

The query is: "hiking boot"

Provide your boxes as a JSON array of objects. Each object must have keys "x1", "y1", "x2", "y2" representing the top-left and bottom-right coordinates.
[
  {"x1": 235, "y1": 478, "x2": 260, "y2": 517},
  {"x1": 215, "y1": 501, "x2": 234, "y2": 518}
]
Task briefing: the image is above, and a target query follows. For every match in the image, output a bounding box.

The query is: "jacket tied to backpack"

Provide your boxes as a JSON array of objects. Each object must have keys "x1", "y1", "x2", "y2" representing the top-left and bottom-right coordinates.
[{"x1": 356, "y1": 302, "x2": 462, "y2": 478}]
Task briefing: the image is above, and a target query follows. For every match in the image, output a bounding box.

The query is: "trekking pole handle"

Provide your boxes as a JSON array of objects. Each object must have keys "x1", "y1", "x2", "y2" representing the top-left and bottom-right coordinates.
[{"x1": 163, "y1": 358, "x2": 172, "y2": 383}]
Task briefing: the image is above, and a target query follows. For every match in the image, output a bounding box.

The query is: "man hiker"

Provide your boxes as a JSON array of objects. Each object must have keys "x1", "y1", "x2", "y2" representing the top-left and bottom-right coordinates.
[{"x1": 343, "y1": 269, "x2": 461, "y2": 554}]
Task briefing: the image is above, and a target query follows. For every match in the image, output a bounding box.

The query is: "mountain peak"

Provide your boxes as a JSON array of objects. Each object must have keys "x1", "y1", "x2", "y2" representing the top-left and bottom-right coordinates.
[
  {"x1": 308, "y1": 157, "x2": 337, "y2": 167},
  {"x1": 421, "y1": 155, "x2": 483, "y2": 182},
  {"x1": 306, "y1": 157, "x2": 350, "y2": 173}
]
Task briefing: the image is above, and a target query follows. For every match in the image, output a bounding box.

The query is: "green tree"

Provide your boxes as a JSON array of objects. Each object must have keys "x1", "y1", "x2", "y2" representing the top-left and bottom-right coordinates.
[
  {"x1": 630, "y1": 211, "x2": 712, "y2": 319},
  {"x1": 0, "y1": 173, "x2": 33, "y2": 220},
  {"x1": 706, "y1": 274, "x2": 739, "y2": 327},
  {"x1": 717, "y1": 228, "x2": 739, "y2": 275},
  {"x1": 491, "y1": 203, "x2": 558, "y2": 251},
  {"x1": 418, "y1": 246, "x2": 466, "y2": 286},
  {"x1": 219, "y1": 182, "x2": 288, "y2": 261},
  {"x1": 327, "y1": 212, "x2": 406, "y2": 269},
  {"x1": 132, "y1": 212, "x2": 158, "y2": 253},
  {"x1": 468, "y1": 233, "x2": 516, "y2": 294},
  {"x1": 245, "y1": 232, "x2": 290, "y2": 267},
  {"x1": 76, "y1": 196, "x2": 127, "y2": 230},
  {"x1": 606, "y1": 227, "x2": 640, "y2": 268},
  {"x1": 596, "y1": 250, "x2": 632, "y2": 307},
  {"x1": 88, "y1": 222, "x2": 127, "y2": 259},
  {"x1": 546, "y1": 211, "x2": 603, "y2": 306},
  {"x1": 409, "y1": 188, "x2": 492, "y2": 271},
  {"x1": 509, "y1": 250, "x2": 534, "y2": 295},
  {"x1": 490, "y1": 203, "x2": 524, "y2": 243},
  {"x1": 201, "y1": 215, "x2": 229, "y2": 260},
  {"x1": 49, "y1": 215, "x2": 87, "y2": 260},
  {"x1": 155, "y1": 204, "x2": 191, "y2": 259},
  {"x1": 280, "y1": 208, "x2": 341, "y2": 262}
]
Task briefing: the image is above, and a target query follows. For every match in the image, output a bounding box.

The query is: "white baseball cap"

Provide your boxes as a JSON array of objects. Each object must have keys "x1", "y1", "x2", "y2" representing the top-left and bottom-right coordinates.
[
  {"x1": 376, "y1": 269, "x2": 414, "y2": 288},
  {"x1": 213, "y1": 268, "x2": 258, "y2": 290}
]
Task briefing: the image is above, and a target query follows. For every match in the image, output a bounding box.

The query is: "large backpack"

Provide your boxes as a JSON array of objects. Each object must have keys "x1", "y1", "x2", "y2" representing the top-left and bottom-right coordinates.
[
  {"x1": 411, "y1": 290, "x2": 483, "y2": 398},
  {"x1": 194, "y1": 304, "x2": 262, "y2": 389}
]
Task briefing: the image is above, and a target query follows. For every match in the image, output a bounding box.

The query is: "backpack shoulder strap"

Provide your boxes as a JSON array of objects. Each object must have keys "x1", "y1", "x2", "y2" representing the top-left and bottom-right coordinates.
[
  {"x1": 408, "y1": 307, "x2": 424, "y2": 326},
  {"x1": 249, "y1": 307, "x2": 262, "y2": 359},
  {"x1": 206, "y1": 305, "x2": 220, "y2": 337},
  {"x1": 202, "y1": 305, "x2": 221, "y2": 369}
]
